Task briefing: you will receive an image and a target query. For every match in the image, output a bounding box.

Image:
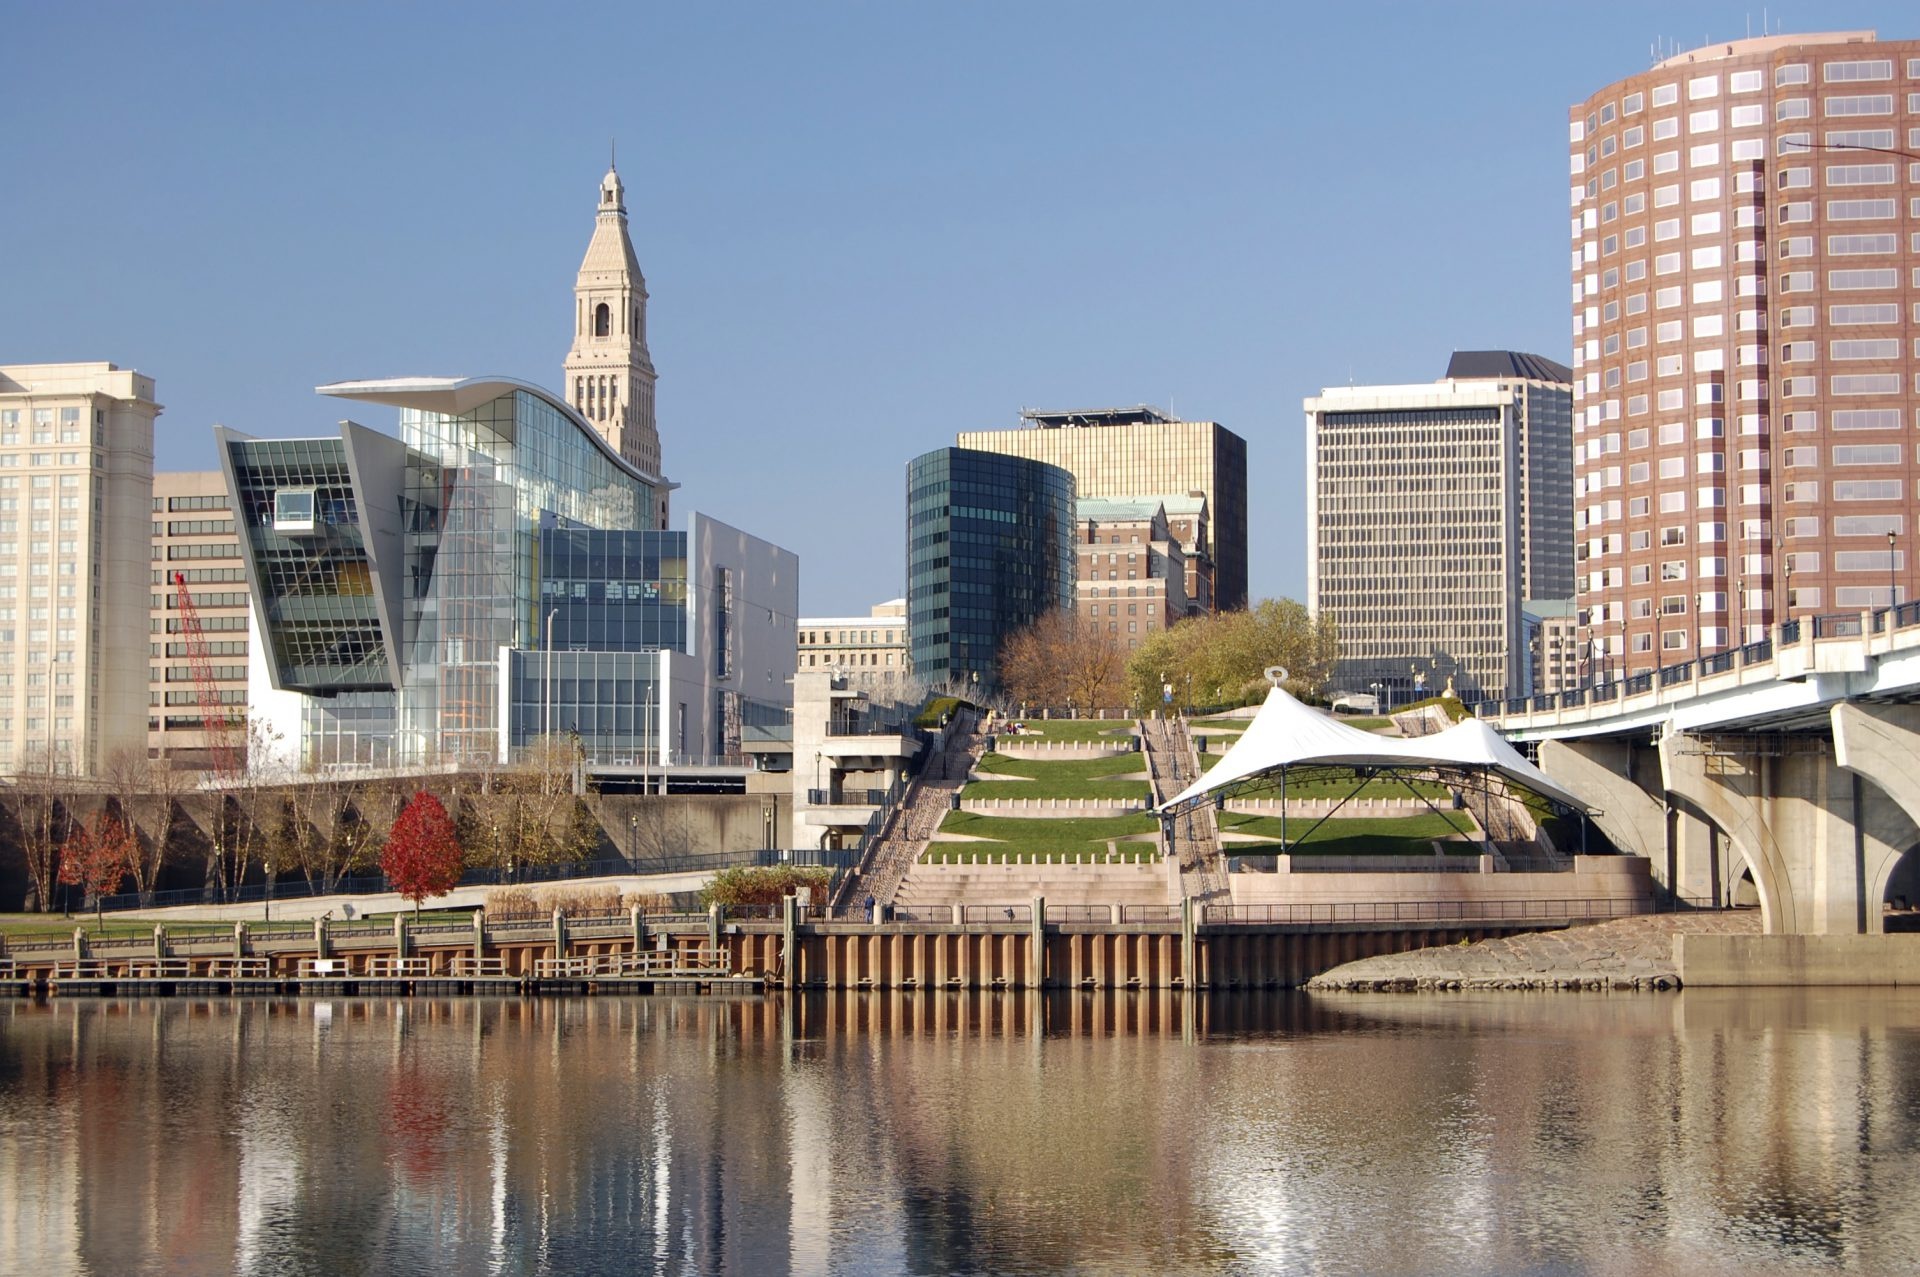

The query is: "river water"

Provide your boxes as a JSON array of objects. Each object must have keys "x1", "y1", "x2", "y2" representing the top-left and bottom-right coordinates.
[{"x1": 3, "y1": 990, "x2": 1919, "y2": 1275}]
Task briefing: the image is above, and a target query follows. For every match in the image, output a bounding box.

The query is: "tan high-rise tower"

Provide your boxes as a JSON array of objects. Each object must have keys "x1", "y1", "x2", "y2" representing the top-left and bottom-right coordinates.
[{"x1": 564, "y1": 163, "x2": 665, "y2": 524}]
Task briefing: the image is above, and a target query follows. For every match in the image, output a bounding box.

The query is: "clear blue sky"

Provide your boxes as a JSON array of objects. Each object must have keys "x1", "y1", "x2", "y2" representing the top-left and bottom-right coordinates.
[{"x1": 3, "y1": 3, "x2": 1910, "y2": 614}]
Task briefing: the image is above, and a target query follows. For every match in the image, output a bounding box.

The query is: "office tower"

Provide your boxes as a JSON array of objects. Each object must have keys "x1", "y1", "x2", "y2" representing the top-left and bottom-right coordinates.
[
  {"x1": 1570, "y1": 31, "x2": 1920, "y2": 677},
  {"x1": 149, "y1": 471, "x2": 249, "y2": 766},
  {"x1": 957, "y1": 407, "x2": 1248, "y2": 611},
  {"x1": 1075, "y1": 498, "x2": 1189, "y2": 650},
  {"x1": 905, "y1": 447, "x2": 1075, "y2": 690},
  {"x1": 1305, "y1": 352, "x2": 1574, "y2": 703},
  {"x1": 563, "y1": 163, "x2": 669, "y2": 525},
  {"x1": 798, "y1": 600, "x2": 910, "y2": 693},
  {"x1": 1521, "y1": 598, "x2": 1581, "y2": 697},
  {"x1": 0, "y1": 362, "x2": 159, "y2": 774}
]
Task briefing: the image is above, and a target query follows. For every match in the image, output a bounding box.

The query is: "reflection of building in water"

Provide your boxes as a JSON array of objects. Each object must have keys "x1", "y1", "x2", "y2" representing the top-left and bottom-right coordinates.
[{"x1": 9, "y1": 993, "x2": 1920, "y2": 1272}]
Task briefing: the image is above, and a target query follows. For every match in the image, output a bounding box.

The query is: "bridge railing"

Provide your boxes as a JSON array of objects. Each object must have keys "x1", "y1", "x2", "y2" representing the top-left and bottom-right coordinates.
[
  {"x1": 1471, "y1": 593, "x2": 1920, "y2": 722},
  {"x1": 1813, "y1": 612, "x2": 1865, "y2": 639}
]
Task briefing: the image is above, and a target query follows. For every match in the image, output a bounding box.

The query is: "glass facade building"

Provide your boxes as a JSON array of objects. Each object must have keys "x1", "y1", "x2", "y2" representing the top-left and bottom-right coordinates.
[
  {"x1": 906, "y1": 447, "x2": 1076, "y2": 690},
  {"x1": 221, "y1": 376, "x2": 797, "y2": 771}
]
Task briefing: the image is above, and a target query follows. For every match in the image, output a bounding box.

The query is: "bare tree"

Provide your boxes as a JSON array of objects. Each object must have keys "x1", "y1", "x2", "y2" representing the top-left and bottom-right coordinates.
[
  {"x1": 101, "y1": 746, "x2": 191, "y2": 906},
  {"x1": 999, "y1": 609, "x2": 1129, "y2": 711},
  {"x1": 4, "y1": 745, "x2": 82, "y2": 912},
  {"x1": 459, "y1": 735, "x2": 593, "y2": 876},
  {"x1": 198, "y1": 716, "x2": 286, "y2": 902}
]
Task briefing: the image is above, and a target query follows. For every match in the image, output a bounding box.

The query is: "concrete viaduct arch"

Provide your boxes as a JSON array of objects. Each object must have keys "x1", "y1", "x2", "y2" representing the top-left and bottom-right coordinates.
[{"x1": 1539, "y1": 722, "x2": 1917, "y2": 936}]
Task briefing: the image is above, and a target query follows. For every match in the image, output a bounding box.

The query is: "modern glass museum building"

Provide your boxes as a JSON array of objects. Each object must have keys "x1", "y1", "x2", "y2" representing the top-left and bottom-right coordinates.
[{"x1": 218, "y1": 376, "x2": 796, "y2": 771}]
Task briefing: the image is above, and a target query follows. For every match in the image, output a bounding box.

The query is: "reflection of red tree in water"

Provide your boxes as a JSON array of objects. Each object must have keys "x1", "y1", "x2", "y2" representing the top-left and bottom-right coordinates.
[{"x1": 386, "y1": 1065, "x2": 450, "y2": 1184}]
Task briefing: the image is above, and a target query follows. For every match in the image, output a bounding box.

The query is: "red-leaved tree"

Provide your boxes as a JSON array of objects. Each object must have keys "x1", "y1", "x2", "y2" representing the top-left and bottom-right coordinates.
[
  {"x1": 381, "y1": 790, "x2": 464, "y2": 918},
  {"x1": 58, "y1": 812, "x2": 136, "y2": 921}
]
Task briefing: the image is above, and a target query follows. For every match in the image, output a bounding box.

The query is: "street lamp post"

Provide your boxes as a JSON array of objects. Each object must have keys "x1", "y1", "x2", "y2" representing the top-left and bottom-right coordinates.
[
  {"x1": 1889, "y1": 528, "x2": 1899, "y2": 615},
  {"x1": 1369, "y1": 680, "x2": 1380, "y2": 714},
  {"x1": 543, "y1": 607, "x2": 558, "y2": 775}
]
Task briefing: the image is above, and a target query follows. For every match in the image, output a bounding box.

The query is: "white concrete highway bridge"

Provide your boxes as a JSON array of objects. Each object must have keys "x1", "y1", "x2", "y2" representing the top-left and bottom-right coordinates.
[{"x1": 1477, "y1": 607, "x2": 1920, "y2": 945}]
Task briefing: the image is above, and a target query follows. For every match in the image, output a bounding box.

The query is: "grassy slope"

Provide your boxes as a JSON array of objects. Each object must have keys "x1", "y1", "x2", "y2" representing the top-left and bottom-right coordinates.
[
  {"x1": 930, "y1": 811, "x2": 1160, "y2": 861},
  {"x1": 1217, "y1": 811, "x2": 1478, "y2": 856},
  {"x1": 965, "y1": 750, "x2": 1151, "y2": 800}
]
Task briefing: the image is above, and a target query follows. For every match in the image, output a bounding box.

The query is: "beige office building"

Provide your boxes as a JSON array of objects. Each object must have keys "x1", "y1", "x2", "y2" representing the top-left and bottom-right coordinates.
[
  {"x1": 149, "y1": 471, "x2": 248, "y2": 765},
  {"x1": 1570, "y1": 31, "x2": 1920, "y2": 676},
  {"x1": 1306, "y1": 353, "x2": 1575, "y2": 705},
  {"x1": 958, "y1": 407, "x2": 1248, "y2": 610},
  {"x1": 798, "y1": 599, "x2": 909, "y2": 694},
  {"x1": 0, "y1": 363, "x2": 159, "y2": 774},
  {"x1": 1522, "y1": 597, "x2": 1581, "y2": 697}
]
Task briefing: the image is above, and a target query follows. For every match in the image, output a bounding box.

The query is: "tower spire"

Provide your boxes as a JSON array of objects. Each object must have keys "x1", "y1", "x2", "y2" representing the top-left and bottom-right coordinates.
[{"x1": 564, "y1": 158, "x2": 664, "y2": 524}]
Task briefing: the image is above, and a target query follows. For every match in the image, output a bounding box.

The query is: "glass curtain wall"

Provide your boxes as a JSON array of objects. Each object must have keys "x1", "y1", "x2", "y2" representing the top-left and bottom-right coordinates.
[
  {"x1": 907, "y1": 448, "x2": 1076, "y2": 690},
  {"x1": 397, "y1": 391, "x2": 656, "y2": 763},
  {"x1": 225, "y1": 439, "x2": 392, "y2": 692}
]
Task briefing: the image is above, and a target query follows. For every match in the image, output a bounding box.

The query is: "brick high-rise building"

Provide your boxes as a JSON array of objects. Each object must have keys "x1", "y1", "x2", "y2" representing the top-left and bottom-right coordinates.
[{"x1": 1570, "y1": 30, "x2": 1920, "y2": 679}]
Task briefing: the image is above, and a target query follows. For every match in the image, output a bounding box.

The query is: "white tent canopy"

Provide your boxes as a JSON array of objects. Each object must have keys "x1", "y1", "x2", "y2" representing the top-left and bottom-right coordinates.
[{"x1": 1157, "y1": 686, "x2": 1591, "y2": 813}]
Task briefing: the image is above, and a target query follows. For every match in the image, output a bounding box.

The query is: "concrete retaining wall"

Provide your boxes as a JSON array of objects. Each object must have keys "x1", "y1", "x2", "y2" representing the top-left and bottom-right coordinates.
[
  {"x1": 1674, "y1": 933, "x2": 1920, "y2": 985},
  {"x1": 959, "y1": 798, "x2": 1147, "y2": 817},
  {"x1": 990, "y1": 742, "x2": 1133, "y2": 760},
  {"x1": 1226, "y1": 797, "x2": 1442, "y2": 817},
  {"x1": 1228, "y1": 856, "x2": 1651, "y2": 908}
]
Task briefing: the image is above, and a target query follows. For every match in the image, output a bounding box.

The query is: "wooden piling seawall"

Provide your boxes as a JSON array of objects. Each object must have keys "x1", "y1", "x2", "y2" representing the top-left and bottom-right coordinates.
[{"x1": 0, "y1": 902, "x2": 1575, "y2": 993}]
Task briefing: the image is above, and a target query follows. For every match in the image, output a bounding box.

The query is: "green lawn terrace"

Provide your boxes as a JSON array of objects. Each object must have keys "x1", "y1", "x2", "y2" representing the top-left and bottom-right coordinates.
[
  {"x1": 1216, "y1": 811, "x2": 1480, "y2": 857},
  {"x1": 924, "y1": 813, "x2": 1160, "y2": 863},
  {"x1": 961, "y1": 751, "x2": 1151, "y2": 802}
]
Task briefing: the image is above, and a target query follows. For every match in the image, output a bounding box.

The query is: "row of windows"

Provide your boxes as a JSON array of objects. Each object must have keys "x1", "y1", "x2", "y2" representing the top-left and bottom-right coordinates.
[
  {"x1": 155, "y1": 493, "x2": 230, "y2": 513},
  {"x1": 148, "y1": 591, "x2": 249, "y2": 610},
  {"x1": 1579, "y1": 62, "x2": 1920, "y2": 138},
  {"x1": 799, "y1": 629, "x2": 902, "y2": 646},
  {"x1": 151, "y1": 567, "x2": 247, "y2": 585}
]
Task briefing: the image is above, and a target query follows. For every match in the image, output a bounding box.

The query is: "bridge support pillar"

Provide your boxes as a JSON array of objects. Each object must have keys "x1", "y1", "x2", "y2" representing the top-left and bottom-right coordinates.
[
  {"x1": 1661, "y1": 730, "x2": 1909, "y2": 936},
  {"x1": 1538, "y1": 736, "x2": 1668, "y2": 871},
  {"x1": 1668, "y1": 805, "x2": 1722, "y2": 907},
  {"x1": 1830, "y1": 702, "x2": 1920, "y2": 919}
]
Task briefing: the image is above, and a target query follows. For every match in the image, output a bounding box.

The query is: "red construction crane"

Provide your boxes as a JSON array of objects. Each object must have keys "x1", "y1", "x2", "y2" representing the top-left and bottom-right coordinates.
[{"x1": 173, "y1": 570, "x2": 241, "y2": 777}]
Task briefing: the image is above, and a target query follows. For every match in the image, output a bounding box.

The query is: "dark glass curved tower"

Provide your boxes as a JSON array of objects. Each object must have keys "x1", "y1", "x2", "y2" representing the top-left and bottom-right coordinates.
[{"x1": 906, "y1": 447, "x2": 1076, "y2": 691}]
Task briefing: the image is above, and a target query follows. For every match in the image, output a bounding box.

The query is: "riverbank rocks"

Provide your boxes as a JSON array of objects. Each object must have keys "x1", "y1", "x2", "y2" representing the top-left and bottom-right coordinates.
[{"x1": 1304, "y1": 911, "x2": 1762, "y2": 993}]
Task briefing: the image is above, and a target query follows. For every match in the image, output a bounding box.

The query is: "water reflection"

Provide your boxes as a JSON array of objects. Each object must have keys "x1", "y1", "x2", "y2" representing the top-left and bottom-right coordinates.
[{"x1": 1, "y1": 990, "x2": 1917, "y2": 1275}]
